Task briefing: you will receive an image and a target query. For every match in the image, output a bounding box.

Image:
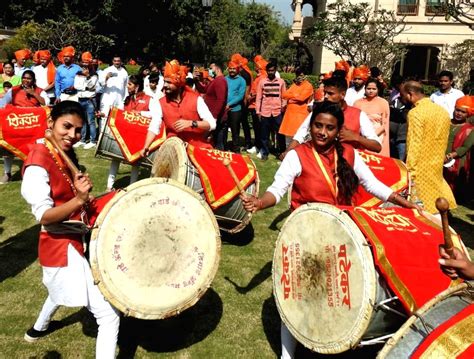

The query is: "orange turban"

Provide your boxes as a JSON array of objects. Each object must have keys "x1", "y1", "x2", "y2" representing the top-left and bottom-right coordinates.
[
  {"x1": 335, "y1": 60, "x2": 350, "y2": 74},
  {"x1": 254, "y1": 55, "x2": 264, "y2": 63},
  {"x1": 38, "y1": 50, "x2": 52, "y2": 61},
  {"x1": 57, "y1": 51, "x2": 64, "y2": 64},
  {"x1": 455, "y1": 96, "x2": 474, "y2": 116},
  {"x1": 81, "y1": 52, "x2": 93, "y2": 64},
  {"x1": 62, "y1": 46, "x2": 75, "y2": 57},
  {"x1": 163, "y1": 60, "x2": 187, "y2": 87},
  {"x1": 228, "y1": 61, "x2": 239, "y2": 69},
  {"x1": 32, "y1": 51, "x2": 41, "y2": 65},
  {"x1": 14, "y1": 49, "x2": 32, "y2": 61},
  {"x1": 231, "y1": 53, "x2": 244, "y2": 65},
  {"x1": 352, "y1": 65, "x2": 370, "y2": 81},
  {"x1": 255, "y1": 59, "x2": 268, "y2": 71}
]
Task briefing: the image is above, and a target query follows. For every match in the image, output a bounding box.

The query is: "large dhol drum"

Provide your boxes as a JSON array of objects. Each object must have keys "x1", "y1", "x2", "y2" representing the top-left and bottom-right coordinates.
[
  {"x1": 95, "y1": 121, "x2": 156, "y2": 167},
  {"x1": 273, "y1": 203, "x2": 406, "y2": 354},
  {"x1": 151, "y1": 137, "x2": 259, "y2": 233},
  {"x1": 89, "y1": 178, "x2": 221, "y2": 319},
  {"x1": 378, "y1": 282, "x2": 474, "y2": 358}
]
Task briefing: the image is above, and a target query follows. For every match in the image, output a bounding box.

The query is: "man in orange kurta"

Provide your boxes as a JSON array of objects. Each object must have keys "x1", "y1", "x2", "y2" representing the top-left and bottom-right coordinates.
[{"x1": 279, "y1": 69, "x2": 313, "y2": 139}]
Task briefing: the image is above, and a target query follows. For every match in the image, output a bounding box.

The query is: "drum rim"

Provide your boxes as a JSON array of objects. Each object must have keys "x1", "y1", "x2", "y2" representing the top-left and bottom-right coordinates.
[
  {"x1": 89, "y1": 177, "x2": 221, "y2": 320},
  {"x1": 151, "y1": 136, "x2": 188, "y2": 181},
  {"x1": 376, "y1": 282, "x2": 472, "y2": 359},
  {"x1": 272, "y1": 203, "x2": 378, "y2": 354}
]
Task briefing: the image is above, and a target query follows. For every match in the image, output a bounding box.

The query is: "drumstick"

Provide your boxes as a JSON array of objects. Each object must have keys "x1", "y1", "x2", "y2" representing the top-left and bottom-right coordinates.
[
  {"x1": 222, "y1": 158, "x2": 245, "y2": 195},
  {"x1": 435, "y1": 197, "x2": 454, "y2": 258},
  {"x1": 44, "y1": 129, "x2": 81, "y2": 176}
]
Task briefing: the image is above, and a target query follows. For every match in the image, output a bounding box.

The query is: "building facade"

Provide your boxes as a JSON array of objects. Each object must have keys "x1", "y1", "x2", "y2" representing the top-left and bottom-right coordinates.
[{"x1": 290, "y1": 0, "x2": 473, "y2": 82}]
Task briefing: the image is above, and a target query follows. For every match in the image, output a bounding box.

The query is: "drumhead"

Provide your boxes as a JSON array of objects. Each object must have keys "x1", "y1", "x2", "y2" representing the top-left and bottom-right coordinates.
[
  {"x1": 151, "y1": 137, "x2": 188, "y2": 181},
  {"x1": 273, "y1": 203, "x2": 377, "y2": 354},
  {"x1": 89, "y1": 178, "x2": 221, "y2": 320},
  {"x1": 377, "y1": 282, "x2": 474, "y2": 358}
]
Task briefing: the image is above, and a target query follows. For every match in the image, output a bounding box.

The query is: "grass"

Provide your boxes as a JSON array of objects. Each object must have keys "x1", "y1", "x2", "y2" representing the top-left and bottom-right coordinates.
[{"x1": 0, "y1": 148, "x2": 473, "y2": 359}]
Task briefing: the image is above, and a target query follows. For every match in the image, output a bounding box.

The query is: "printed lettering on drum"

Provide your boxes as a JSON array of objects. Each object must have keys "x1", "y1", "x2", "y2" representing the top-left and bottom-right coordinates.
[
  {"x1": 280, "y1": 242, "x2": 302, "y2": 301},
  {"x1": 323, "y1": 245, "x2": 352, "y2": 309},
  {"x1": 6, "y1": 112, "x2": 41, "y2": 129},
  {"x1": 122, "y1": 111, "x2": 151, "y2": 127},
  {"x1": 355, "y1": 207, "x2": 424, "y2": 234}
]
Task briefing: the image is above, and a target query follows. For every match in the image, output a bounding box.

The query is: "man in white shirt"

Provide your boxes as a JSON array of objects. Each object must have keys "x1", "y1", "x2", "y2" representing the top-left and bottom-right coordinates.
[
  {"x1": 99, "y1": 56, "x2": 129, "y2": 118},
  {"x1": 429, "y1": 70, "x2": 464, "y2": 118},
  {"x1": 345, "y1": 66, "x2": 369, "y2": 106},
  {"x1": 32, "y1": 50, "x2": 56, "y2": 102}
]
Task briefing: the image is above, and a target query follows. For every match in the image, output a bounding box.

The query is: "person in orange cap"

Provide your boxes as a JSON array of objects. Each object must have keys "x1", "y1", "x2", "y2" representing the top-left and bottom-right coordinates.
[
  {"x1": 345, "y1": 65, "x2": 370, "y2": 106},
  {"x1": 54, "y1": 46, "x2": 81, "y2": 103},
  {"x1": 33, "y1": 50, "x2": 56, "y2": 102},
  {"x1": 14, "y1": 48, "x2": 32, "y2": 77},
  {"x1": 81, "y1": 52, "x2": 93, "y2": 65},
  {"x1": 444, "y1": 95, "x2": 474, "y2": 199},
  {"x1": 141, "y1": 60, "x2": 216, "y2": 157}
]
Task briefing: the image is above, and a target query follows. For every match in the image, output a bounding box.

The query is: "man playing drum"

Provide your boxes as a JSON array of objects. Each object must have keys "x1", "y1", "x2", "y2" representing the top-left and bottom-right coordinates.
[
  {"x1": 140, "y1": 60, "x2": 216, "y2": 157},
  {"x1": 241, "y1": 101, "x2": 421, "y2": 359}
]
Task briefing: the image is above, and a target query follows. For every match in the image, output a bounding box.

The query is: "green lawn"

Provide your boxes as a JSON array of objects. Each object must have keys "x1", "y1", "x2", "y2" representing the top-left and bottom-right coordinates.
[{"x1": 0, "y1": 149, "x2": 472, "y2": 359}]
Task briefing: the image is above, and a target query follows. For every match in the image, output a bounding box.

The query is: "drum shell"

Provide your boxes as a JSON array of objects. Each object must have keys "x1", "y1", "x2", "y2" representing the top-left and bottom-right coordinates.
[
  {"x1": 273, "y1": 203, "x2": 405, "y2": 354},
  {"x1": 95, "y1": 123, "x2": 156, "y2": 167},
  {"x1": 152, "y1": 137, "x2": 259, "y2": 233},
  {"x1": 378, "y1": 282, "x2": 474, "y2": 358}
]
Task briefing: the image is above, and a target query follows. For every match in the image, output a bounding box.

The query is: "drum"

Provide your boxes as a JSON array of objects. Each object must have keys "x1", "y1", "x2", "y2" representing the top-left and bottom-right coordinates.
[
  {"x1": 89, "y1": 177, "x2": 221, "y2": 320},
  {"x1": 95, "y1": 121, "x2": 156, "y2": 167},
  {"x1": 151, "y1": 137, "x2": 259, "y2": 233},
  {"x1": 377, "y1": 282, "x2": 474, "y2": 358},
  {"x1": 273, "y1": 203, "x2": 406, "y2": 354}
]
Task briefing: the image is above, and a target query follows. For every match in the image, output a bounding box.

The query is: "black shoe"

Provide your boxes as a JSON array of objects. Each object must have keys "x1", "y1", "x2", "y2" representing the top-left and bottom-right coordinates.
[{"x1": 24, "y1": 321, "x2": 63, "y2": 343}]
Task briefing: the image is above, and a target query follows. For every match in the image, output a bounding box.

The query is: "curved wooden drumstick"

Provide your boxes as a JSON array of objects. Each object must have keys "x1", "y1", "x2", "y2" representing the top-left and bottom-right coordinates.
[
  {"x1": 435, "y1": 197, "x2": 454, "y2": 258},
  {"x1": 44, "y1": 129, "x2": 81, "y2": 176},
  {"x1": 222, "y1": 158, "x2": 245, "y2": 195}
]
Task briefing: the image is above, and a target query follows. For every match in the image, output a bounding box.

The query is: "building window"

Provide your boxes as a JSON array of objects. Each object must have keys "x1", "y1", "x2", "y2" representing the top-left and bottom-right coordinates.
[
  {"x1": 425, "y1": 0, "x2": 444, "y2": 16},
  {"x1": 397, "y1": 0, "x2": 419, "y2": 15}
]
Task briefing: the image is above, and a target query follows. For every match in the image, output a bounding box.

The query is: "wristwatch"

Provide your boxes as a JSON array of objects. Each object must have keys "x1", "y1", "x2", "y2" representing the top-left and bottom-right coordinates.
[{"x1": 191, "y1": 120, "x2": 198, "y2": 128}]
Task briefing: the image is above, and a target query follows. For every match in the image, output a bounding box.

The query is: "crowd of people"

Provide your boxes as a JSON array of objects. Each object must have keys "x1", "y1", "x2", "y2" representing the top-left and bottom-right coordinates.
[{"x1": 0, "y1": 45, "x2": 473, "y2": 358}]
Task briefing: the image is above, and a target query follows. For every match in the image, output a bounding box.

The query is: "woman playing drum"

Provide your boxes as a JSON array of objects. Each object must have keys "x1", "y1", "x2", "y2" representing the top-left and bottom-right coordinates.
[
  {"x1": 21, "y1": 101, "x2": 119, "y2": 358},
  {"x1": 241, "y1": 100, "x2": 421, "y2": 358}
]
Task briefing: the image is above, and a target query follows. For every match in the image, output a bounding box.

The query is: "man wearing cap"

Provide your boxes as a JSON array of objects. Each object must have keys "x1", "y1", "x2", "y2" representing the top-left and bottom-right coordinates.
[
  {"x1": 14, "y1": 49, "x2": 32, "y2": 77},
  {"x1": 345, "y1": 65, "x2": 369, "y2": 106},
  {"x1": 54, "y1": 46, "x2": 81, "y2": 103},
  {"x1": 225, "y1": 60, "x2": 247, "y2": 152},
  {"x1": 141, "y1": 60, "x2": 216, "y2": 156},
  {"x1": 32, "y1": 50, "x2": 56, "y2": 103}
]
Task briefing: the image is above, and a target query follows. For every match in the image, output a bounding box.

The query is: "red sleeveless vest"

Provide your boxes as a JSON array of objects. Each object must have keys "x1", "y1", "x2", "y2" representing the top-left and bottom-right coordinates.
[
  {"x1": 11, "y1": 85, "x2": 44, "y2": 107},
  {"x1": 291, "y1": 142, "x2": 355, "y2": 210},
  {"x1": 159, "y1": 88, "x2": 211, "y2": 148},
  {"x1": 343, "y1": 105, "x2": 361, "y2": 134},
  {"x1": 124, "y1": 92, "x2": 151, "y2": 112},
  {"x1": 23, "y1": 143, "x2": 84, "y2": 267}
]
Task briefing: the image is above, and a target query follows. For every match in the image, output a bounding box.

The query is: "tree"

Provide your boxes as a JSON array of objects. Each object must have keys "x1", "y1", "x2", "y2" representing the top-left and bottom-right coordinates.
[
  {"x1": 442, "y1": 0, "x2": 474, "y2": 30},
  {"x1": 440, "y1": 39, "x2": 474, "y2": 89},
  {"x1": 304, "y1": 2, "x2": 407, "y2": 76}
]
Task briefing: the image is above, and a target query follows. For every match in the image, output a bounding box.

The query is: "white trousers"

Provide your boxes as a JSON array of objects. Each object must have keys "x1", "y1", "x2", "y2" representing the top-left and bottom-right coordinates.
[
  {"x1": 281, "y1": 322, "x2": 297, "y2": 359},
  {"x1": 107, "y1": 159, "x2": 139, "y2": 189},
  {"x1": 33, "y1": 245, "x2": 120, "y2": 359}
]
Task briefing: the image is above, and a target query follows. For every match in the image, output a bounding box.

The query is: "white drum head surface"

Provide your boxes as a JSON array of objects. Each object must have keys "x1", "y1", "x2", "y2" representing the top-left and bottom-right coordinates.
[
  {"x1": 273, "y1": 203, "x2": 377, "y2": 354},
  {"x1": 90, "y1": 178, "x2": 221, "y2": 319},
  {"x1": 151, "y1": 137, "x2": 188, "y2": 182}
]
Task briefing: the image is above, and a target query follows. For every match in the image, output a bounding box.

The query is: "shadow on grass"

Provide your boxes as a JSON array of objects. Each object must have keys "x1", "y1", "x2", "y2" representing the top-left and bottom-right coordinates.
[
  {"x1": 221, "y1": 222, "x2": 254, "y2": 246},
  {"x1": 43, "y1": 351, "x2": 62, "y2": 359},
  {"x1": 116, "y1": 288, "x2": 223, "y2": 358},
  {"x1": 269, "y1": 209, "x2": 290, "y2": 232},
  {"x1": 225, "y1": 261, "x2": 272, "y2": 294},
  {"x1": 0, "y1": 224, "x2": 40, "y2": 283},
  {"x1": 449, "y1": 215, "x2": 474, "y2": 249}
]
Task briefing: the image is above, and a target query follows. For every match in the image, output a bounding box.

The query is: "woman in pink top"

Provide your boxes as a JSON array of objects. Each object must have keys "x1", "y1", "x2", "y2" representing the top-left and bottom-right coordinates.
[{"x1": 354, "y1": 78, "x2": 390, "y2": 157}]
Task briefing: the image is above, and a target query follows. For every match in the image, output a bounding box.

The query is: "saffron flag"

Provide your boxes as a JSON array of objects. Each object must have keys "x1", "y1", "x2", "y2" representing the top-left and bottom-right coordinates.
[
  {"x1": 353, "y1": 150, "x2": 409, "y2": 207},
  {"x1": 0, "y1": 105, "x2": 50, "y2": 160},
  {"x1": 187, "y1": 145, "x2": 257, "y2": 209},
  {"x1": 108, "y1": 107, "x2": 166, "y2": 163},
  {"x1": 345, "y1": 206, "x2": 465, "y2": 313}
]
